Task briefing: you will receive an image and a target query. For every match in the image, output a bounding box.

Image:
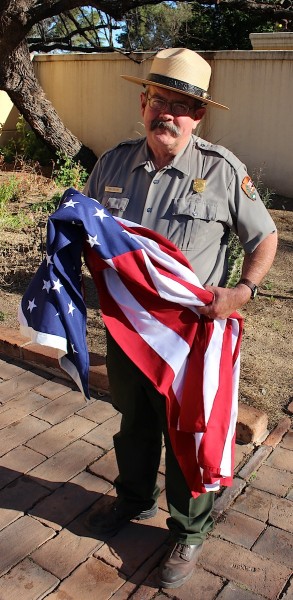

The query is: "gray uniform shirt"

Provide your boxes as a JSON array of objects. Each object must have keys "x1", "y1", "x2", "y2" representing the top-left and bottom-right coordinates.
[{"x1": 84, "y1": 135, "x2": 276, "y2": 286}]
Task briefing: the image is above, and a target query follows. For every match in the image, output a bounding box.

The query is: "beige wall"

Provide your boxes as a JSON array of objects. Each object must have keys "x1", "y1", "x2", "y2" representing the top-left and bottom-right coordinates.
[
  {"x1": 0, "y1": 91, "x2": 19, "y2": 146},
  {"x1": 201, "y1": 51, "x2": 293, "y2": 198},
  {"x1": 34, "y1": 53, "x2": 153, "y2": 157},
  {"x1": 1, "y1": 50, "x2": 293, "y2": 197}
]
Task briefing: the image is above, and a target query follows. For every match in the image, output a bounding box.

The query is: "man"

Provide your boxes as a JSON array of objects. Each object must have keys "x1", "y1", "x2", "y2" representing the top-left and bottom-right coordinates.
[{"x1": 84, "y1": 48, "x2": 277, "y2": 589}]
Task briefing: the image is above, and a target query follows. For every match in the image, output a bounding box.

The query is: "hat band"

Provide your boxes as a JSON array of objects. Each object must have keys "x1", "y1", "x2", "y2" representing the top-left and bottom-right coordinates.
[{"x1": 147, "y1": 73, "x2": 211, "y2": 100}]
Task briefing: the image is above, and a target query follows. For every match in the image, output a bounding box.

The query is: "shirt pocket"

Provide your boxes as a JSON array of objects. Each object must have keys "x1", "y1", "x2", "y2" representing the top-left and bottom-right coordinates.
[
  {"x1": 103, "y1": 196, "x2": 129, "y2": 217},
  {"x1": 167, "y1": 195, "x2": 218, "y2": 251}
]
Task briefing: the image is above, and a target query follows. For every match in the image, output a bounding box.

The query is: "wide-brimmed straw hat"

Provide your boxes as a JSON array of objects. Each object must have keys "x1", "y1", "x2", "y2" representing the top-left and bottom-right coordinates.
[{"x1": 121, "y1": 47, "x2": 229, "y2": 110}]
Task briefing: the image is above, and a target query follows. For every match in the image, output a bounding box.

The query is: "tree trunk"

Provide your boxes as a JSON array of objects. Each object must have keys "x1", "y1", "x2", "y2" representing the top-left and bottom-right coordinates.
[{"x1": 0, "y1": 40, "x2": 97, "y2": 173}]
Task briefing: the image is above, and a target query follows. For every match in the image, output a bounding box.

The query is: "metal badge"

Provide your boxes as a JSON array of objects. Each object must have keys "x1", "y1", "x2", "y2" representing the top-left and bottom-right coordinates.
[{"x1": 193, "y1": 179, "x2": 206, "y2": 193}]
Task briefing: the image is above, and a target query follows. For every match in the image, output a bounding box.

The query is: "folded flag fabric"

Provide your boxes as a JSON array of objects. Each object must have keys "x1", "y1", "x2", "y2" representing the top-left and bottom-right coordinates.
[{"x1": 19, "y1": 188, "x2": 243, "y2": 496}]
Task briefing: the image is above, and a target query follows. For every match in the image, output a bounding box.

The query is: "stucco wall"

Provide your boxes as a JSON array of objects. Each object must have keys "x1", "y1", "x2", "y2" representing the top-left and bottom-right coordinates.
[{"x1": 1, "y1": 50, "x2": 292, "y2": 197}]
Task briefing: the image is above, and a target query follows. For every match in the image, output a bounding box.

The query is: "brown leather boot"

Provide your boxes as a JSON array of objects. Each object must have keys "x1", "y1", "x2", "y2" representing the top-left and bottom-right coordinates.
[{"x1": 158, "y1": 541, "x2": 203, "y2": 588}]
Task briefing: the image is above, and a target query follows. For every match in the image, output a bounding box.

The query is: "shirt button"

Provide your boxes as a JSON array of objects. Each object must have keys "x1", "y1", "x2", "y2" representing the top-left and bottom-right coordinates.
[
  {"x1": 193, "y1": 212, "x2": 198, "y2": 217},
  {"x1": 153, "y1": 179, "x2": 159, "y2": 184},
  {"x1": 147, "y1": 207, "x2": 152, "y2": 213}
]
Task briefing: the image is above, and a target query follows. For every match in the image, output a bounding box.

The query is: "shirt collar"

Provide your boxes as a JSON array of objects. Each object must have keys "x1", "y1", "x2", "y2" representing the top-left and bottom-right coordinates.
[{"x1": 131, "y1": 137, "x2": 194, "y2": 176}]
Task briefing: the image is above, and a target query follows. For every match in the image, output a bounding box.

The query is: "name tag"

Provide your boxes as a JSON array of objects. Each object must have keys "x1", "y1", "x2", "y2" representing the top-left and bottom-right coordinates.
[{"x1": 105, "y1": 186, "x2": 123, "y2": 193}]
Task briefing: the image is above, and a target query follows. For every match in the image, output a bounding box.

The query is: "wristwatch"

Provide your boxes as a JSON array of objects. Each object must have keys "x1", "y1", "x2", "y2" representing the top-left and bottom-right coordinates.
[{"x1": 237, "y1": 278, "x2": 258, "y2": 299}]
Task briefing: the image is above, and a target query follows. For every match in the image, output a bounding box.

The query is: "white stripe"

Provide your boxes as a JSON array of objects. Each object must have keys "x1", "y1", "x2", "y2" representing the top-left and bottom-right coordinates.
[
  {"x1": 203, "y1": 319, "x2": 226, "y2": 424},
  {"x1": 141, "y1": 250, "x2": 206, "y2": 308},
  {"x1": 219, "y1": 319, "x2": 241, "y2": 474},
  {"x1": 204, "y1": 481, "x2": 221, "y2": 491},
  {"x1": 115, "y1": 218, "x2": 205, "y2": 287},
  {"x1": 219, "y1": 347, "x2": 241, "y2": 475},
  {"x1": 103, "y1": 269, "x2": 190, "y2": 380}
]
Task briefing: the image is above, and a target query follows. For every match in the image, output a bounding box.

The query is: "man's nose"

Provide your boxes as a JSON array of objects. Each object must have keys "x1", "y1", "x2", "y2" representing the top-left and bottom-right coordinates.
[{"x1": 158, "y1": 104, "x2": 173, "y2": 117}]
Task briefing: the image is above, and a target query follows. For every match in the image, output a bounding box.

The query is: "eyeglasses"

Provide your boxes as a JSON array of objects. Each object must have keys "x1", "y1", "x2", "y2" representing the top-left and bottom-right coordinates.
[{"x1": 146, "y1": 95, "x2": 196, "y2": 117}]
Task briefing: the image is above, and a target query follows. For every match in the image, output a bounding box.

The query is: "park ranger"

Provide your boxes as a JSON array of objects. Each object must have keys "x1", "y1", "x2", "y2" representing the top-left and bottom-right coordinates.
[{"x1": 84, "y1": 48, "x2": 277, "y2": 589}]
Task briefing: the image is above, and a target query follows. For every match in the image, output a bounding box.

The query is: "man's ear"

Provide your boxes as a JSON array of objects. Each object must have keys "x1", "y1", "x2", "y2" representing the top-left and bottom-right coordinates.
[{"x1": 140, "y1": 91, "x2": 147, "y2": 113}]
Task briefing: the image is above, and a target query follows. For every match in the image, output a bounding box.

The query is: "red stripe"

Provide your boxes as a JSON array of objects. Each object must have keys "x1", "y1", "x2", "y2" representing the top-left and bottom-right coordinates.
[
  {"x1": 178, "y1": 318, "x2": 207, "y2": 433},
  {"x1": 117, "y1": 222, "x2": 193, "y2": 269}
]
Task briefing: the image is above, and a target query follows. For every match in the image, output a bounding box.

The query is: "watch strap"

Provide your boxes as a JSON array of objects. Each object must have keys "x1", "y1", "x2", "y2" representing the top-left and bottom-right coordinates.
[{"x1": 237, "y1": 278, "x2": 258, "y2": 299}]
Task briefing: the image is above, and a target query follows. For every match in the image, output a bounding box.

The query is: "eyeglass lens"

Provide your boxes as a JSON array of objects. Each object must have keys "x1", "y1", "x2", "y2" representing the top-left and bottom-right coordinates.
[{"x1": 147, "y1": 96, "x2": 191, "y2": 116}]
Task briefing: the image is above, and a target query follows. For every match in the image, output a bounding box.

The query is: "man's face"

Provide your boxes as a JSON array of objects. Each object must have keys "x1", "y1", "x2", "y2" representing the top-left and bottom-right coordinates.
[{"x1": 140, "y1": 85, "x2": 205, "y2": 155}]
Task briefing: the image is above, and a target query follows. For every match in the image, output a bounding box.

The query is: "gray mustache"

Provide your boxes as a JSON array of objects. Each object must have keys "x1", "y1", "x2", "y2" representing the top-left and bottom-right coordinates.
[{"x1": 150, "y1": 120, "x2": 180, "y2": 136}]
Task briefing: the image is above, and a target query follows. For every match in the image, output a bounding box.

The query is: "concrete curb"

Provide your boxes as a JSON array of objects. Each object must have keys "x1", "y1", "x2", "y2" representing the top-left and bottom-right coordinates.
[{"x1": 0, "y1": 325, "x2": 270, "y2": 445}]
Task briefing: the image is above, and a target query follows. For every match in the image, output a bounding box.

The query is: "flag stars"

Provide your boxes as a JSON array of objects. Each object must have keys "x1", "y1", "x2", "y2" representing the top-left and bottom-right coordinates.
[
  {"x1": 86, "y1": 234, "x2": 100, "y2": 248},
  {"x1": 93, "y1": 207, "x2": 109, "y2": 222},
  {"x1": 42, "y1": 279, "x2": 51, "y2": 293},
  {"x1": 52, "y1": 278, "x2": 63, "y2": 293},
  {"x1": 71, "y1": 343, "x2": 78, "y2": 354},
  {"x1": 46, "y1": 253, "x2": 53, "y2": 266},
  {"x1": 68, "y1": 301, "x2": 75, "y2": 316},
  {"x1": 28, "y1": 298, "x2": 37, "y2": 313},
  {"x1": 63, "y1": 199, "x2": 80, "y2": 209}
]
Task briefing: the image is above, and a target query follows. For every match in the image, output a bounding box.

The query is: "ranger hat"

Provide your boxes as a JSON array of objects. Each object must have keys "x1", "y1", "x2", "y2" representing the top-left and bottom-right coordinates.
[{"x1": 121, "y1": 47, "x2": 229, "y2": 110}]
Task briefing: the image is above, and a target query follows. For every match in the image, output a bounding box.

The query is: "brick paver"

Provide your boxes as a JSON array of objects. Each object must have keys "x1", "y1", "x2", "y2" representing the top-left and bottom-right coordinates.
[
  {"x1": 236, "y1": 404, "x2": 268, "y2": 443},
  {"x1": 45, "y1": 557, "x2": 124, "y2": 600},
  {"x1": 29, "y1": 470, "x2": 111, "y2": 529},
  {"x1": 237, "y1": 445, "x2": 272, "y2": 480},
  {"x1": 252, "y1": 525, "x2": 293, "y2": 569},
  {"x1": 31, "y1": 527, "x2": 101, "y2": 580},
  {"x1": 262, "y1": 416, "x2": 291, "y2": 447},
  {"x1": 83, "y1": 413, "x2": 122, "y2": 450},
  {"x1": 0, "y1": 515, "x2": 55, "y2": 575},
  {"x1": 0, "y1": 370, "x2": 47, "y2": 403},
  {"x1": 26, "y1": 414, "x2": 97, "y2": 457},
  {"x1": 0, "y1": 390, "x2": 51, "y2": 428},
  {"x1": 77, "y1": 395, "x2": 118, "y2": 423},
  {"x1": 33, "y1": 377, "x2": 73, "y2": 399},
  {"x1": 281, "y1": 429, "x2": 293, "y2": 450},
  {"x1": 249, "y1": 463, "x2": 293, "y2": 496},
  {"x1": 28, "y1": 439, "x2": 102, "y2": 490},
  {"x1": 0, "y1": 445, "x2": 45, "y2": 489},
  {"x1": 0, "y1": 358, "x2": 25, "y2": 380},
  {"x1": 217, "y1": 582, "x2": 266, "y2": 599},
  {"x1": 32, "y1": 389, "x2": 87, "y2": 425},
  {"x1": 0, "y1": 349, "x2": 292, "y2": 600},
  {"x1": 0, "y1": 558, "x2": 59, "y2": 599},
  {"x1": 154, "y1": 565, "x2": 224, "y2": 600},
  {"x1": 0, "y1": 415, "x2": 50, "y2": 456},
  {"x1": 199, "y1": 537, "x2": 291, "y2": 600},
  {"x1": 88, "y1": 447, "x2": 119, "y2": 483},
  {"x1": 212, "y1": 509, "x2": 265, "y2": 548},
  {"x1": 95, "y1": 511, "x2": 168, "y2": 577},
  {"x1": 265, "y1": 446, "x2": 293, "y2": 472}
]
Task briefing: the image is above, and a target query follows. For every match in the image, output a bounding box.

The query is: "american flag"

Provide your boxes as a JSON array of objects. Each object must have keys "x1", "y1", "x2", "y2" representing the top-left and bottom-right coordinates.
[{"x1": 19, "y1": 188, "x2": 243, "y2": 496}]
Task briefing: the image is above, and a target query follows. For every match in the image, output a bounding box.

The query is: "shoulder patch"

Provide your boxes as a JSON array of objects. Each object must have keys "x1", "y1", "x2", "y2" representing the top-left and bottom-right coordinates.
[{"x1": 241, "y1": 176, "x2": 257, "y2": 200}]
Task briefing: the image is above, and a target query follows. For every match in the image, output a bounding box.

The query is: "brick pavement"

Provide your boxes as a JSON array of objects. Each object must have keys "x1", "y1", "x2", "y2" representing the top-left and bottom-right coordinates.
[{"x1": 0, "y1": 334, "x2": 292, "y2": 600}]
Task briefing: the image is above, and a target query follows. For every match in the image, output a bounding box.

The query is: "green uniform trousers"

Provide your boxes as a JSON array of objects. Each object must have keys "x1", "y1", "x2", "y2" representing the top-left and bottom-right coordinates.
[{"x1": 106, "y1": 332, "x2": 215, "y2": 545}]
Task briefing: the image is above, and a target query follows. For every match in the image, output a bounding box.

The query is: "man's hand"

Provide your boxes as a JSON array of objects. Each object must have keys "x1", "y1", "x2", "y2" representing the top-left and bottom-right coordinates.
[
  {"x1": 198, "y1": 232, "x2": 278, "y2": 320},
  {"x1": 197, "y1": 284, "x2": 251, "y2": 320}
]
